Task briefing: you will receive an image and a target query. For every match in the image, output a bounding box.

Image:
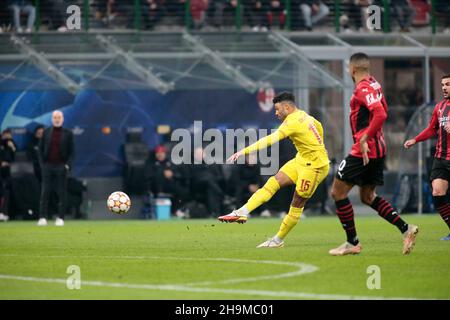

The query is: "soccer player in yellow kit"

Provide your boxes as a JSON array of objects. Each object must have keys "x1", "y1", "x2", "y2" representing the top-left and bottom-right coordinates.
[{"x1": 218, "y1": 92, "x2": 330, "y2": 248}]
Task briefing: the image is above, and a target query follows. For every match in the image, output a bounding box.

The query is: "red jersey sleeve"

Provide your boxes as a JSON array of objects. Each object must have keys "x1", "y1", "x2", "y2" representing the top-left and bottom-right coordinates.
[
  {"x1": 414, "y1": 105, "x2": 439, "y2": 142},
  {"x1": 355, "y1": 84, "x2": 388, "y2": 139}
]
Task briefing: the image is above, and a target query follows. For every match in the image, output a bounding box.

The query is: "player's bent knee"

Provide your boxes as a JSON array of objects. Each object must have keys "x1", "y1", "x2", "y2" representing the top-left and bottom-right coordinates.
[
  {"x1": 330, "y1": 188, "x2": 346, "y2": 201},
  {"x1": 330, "y1": 178, "x2": 352, "y2": 201},
  {"x1": 291, "y1": 192, "x2": 307, "y2": 208},
  {"x1": 431, "y1": 179, "x2": 448, "y2": 196},
  {"x1": 274, "y1": 172, "x2": 293, "y2": 188}
]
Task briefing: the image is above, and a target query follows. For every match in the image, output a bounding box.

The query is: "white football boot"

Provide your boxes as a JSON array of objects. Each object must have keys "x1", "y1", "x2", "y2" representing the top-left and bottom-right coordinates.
[
  {"x1": 55, "y1": 218, "x2": 65, "y2": 227},
  {"x1": 37, "y1": 218, "x2": 47, "y2": 226},
  {"x1": 256, "y1": 237, "x2": 284, "y2": 248}
]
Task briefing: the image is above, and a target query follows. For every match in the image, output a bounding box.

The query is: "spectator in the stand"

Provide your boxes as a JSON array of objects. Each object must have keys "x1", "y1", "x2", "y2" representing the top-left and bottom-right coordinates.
[
  {"x1": 0, "y1": 129, "x2": 16, "y2": 192},
  {"x1": 435, "y1": 0, "x2": 450, "y2": 33},
  {"x1": 8, "y1": 0, "x2": 36, "y2": 33},
  {"x1": 299, "y1": 0, "x2": 329, "y2": 31},
  {"x1": 391, "y1": 0, "x2": 415, "y2": 32},
  {"x1": 267, "y1": 0, "x2": 285, "y2": 30},
  {"x1": 189, "y1": 146, "x2": 225, "y2": 217},
  {"x1": 191, "y1": 0, "x2": 209, "y2": 29},
  {"x1": 27, "y1": 125, "x2": 44, "y2": 182},
  {"x1": 374, "y1": 0, "x2": 414, "y2": 32},
  {"x1": 37, "y1": 110, "x2": 74, "y2": 227},
  {"x1": 166, "y1": 0, "x2": 186, "y2": 25},
  {"x1": 107, "y1": 0, "x2": 124, "y2": 27},
  {"x1": 146, "y1": 145, "x2": 189, "y2": 214},
  {"x1": 143, "y1": 0, "x2": 166, "y2": 30},
  {"x1": 243, "y1": 0, "x2": 268, "y2": 31},
  {"x1": 208, "y1": 0, "x2": 228, "y2": 28},
  {"x1": 92, "y1": 0, "x2": 109, "y2": 28},
  {"x1": 0, "y1": 148, "x2": 6, "y2": 222},
  {"x1": 43, "y1": 0, "x2": 70, "y2": 31},
  {"x1": 1, "y1": 129, "x2": 16, "y2": 166},
  {"x1": 339, "y1": 0, "x2": 373, "y2": 32},
  {"x1": 0, "y1": 129, "x2": 16, "y2": 222},
  {"x1": 92, "y1": 0, "x2": 129, "y2": 28}
]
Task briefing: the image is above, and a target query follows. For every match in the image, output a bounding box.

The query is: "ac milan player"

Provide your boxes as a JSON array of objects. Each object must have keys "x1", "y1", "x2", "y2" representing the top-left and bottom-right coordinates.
[
  {"x1": 404, "y1": 74, "x2": 450, "y2": 241},
  {"x1": 329, "y1": 52, "x2": 419, "y2": 256}
]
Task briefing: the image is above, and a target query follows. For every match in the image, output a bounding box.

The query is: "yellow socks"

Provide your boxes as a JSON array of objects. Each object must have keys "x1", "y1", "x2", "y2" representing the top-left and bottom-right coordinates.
[
  {"x1": 244, "y1": 177, "x2": 280, "y2": 213},
  {"x1": 276, "y1": 206, "x2": 303, "y2": 240}
]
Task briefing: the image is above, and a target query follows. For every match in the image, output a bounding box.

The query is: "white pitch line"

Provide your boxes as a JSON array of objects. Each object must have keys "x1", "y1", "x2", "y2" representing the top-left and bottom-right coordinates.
[
  {"x1": 181, "y1": 258, "x2": 318, "y2": 286},
  {"x1": 0, "y1": 254, "x2": 318, "y2": 286},
  {"x1": 0, "y1": 254, "x2": 430, "y2": 299},
  {"x1": 0, "y1": 274, "x2": 420, "y2": 300}
]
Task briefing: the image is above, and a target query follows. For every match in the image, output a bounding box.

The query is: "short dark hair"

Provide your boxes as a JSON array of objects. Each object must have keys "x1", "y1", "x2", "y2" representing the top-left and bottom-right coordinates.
[
  {"x1": 349, "y1": 52, "x2": 370, "y2": 72},
  {"x1": 33, "y1": 125, "x2": 45, "y2": 135},
  {"x1": 442, "y1": 74, "x2": 450, "y2": 80},
  {"x1": 350, "y1": 52, "x2": 370, "y2": 63},
  {"x1": 273, "y1": 92, "x2": 296, "y2": 105}
]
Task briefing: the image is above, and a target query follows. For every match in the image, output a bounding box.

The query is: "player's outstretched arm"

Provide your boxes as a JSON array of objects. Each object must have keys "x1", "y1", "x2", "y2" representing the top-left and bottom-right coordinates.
[
  {"x1": 227, "y1": 150, "x2": 244, "y2": 163},
  {"x1": 240, "y1": 130, "x2": 286, "y2": 158},
  {"x1": 404, "y1": 139, "x2": 417, "y2": 149},
  {"x1": 407, "y1": 106, "x2": 439, "y2": 148},
  {"x1": 227, "y1": 128, "x2": 287, "y2": 163}
]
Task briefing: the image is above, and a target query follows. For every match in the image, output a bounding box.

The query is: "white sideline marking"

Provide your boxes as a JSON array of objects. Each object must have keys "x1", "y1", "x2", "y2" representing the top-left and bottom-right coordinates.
[
  {"x1": 0, "y1": 274, "x2": 420, "y2": 300},
  {"x1": 0, "y1": 254, "x2": 424, "y2": 299},
  {"x1": 0, "y1": 254, "x2": 318, "y2": 286}
]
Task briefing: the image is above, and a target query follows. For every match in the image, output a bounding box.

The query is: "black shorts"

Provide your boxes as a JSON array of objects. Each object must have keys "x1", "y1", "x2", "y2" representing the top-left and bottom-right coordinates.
[
  {"x1": 430, "y1": 158, "x2": 450, "y2": 182},
  {"x1": 335, "y1": 155, "x2": 384, "y2": 186}
]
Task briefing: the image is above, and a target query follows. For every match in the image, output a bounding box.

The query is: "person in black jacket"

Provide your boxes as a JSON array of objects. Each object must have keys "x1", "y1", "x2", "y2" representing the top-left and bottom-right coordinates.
[
  {"x1": 242, "y1": 0, "x2": 269, "y2": 31},
  {"x1": 0, "y1": 129, "x2": 17, "y2": 222},
  {"x1": 229, "y1": 153, "x2": 264, "y2": 213},
  {"x1": 37, "y1": 110, "x2": 74, "y2": 227},
  {"x1": 146, "y1": 145, "x2": 189, "y2": 214},
  {"x1": 27, "y1": 125, "x2": 44, "y2": 182},
  {"x1": 189, "y1": 146, "x2": 225, "y2": 217}
]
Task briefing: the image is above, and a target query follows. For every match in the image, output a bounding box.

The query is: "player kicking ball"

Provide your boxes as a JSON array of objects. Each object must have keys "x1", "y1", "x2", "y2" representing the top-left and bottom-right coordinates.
[
  {"x1": 330, "y1": 52, "x2": 418, "y2": 256},
  {"x1": 404, "y1": 74, "x2": 450, "y2": 241},
  {"x1": 218, "y1": 92, "x2": 330, "y2": 248}
]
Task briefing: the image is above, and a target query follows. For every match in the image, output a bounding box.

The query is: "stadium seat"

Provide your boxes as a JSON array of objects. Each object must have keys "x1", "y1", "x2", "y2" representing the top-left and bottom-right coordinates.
[{"x1": 123, "y1": 136, "x2": 149, "y2": 195}]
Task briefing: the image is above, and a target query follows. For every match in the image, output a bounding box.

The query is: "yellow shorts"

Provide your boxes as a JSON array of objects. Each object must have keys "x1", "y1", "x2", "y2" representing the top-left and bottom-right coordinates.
[{"x1": 280, "y1": 159, "x2": 330, "y2": 198}]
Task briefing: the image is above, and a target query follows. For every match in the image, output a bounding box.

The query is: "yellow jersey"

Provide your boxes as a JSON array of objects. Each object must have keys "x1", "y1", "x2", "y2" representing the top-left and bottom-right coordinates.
[{"x1": 242, "y1": 109, "x2": 329, "y2": 168}]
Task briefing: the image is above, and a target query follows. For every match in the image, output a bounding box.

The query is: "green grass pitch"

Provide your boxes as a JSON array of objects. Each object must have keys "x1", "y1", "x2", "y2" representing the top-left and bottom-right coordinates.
[{"x1": 0, "y1": 214, "x2": 449, "y2": 300}]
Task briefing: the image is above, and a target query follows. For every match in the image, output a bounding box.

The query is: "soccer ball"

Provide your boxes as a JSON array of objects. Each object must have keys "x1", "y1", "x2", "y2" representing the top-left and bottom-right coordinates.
[{"x1": 107, "y1": 191, "x2": 131, "y2": 214}]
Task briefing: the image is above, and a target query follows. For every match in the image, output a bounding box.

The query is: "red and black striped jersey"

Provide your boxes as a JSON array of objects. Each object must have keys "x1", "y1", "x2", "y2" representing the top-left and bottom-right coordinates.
[
  {"x1": 349, "y1": 75, "x2": 388, "y2": 159},
  {"x1": 415, "y1": 99, "x2": 450, "y2": 160}
]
